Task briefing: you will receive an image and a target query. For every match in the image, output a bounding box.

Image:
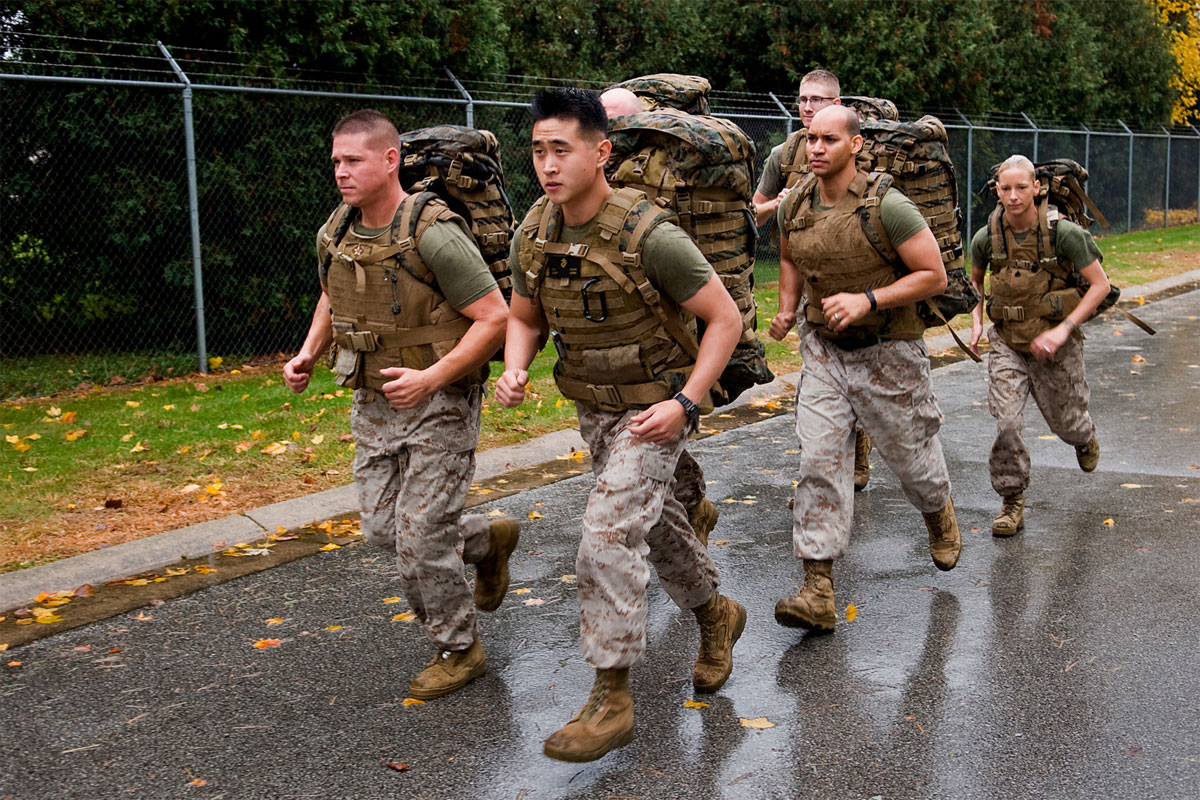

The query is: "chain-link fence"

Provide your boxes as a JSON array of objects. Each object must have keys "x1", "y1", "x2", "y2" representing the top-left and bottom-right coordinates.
[{"x1": 4, "y1": 42, "x2": 1199, "y2": 376}]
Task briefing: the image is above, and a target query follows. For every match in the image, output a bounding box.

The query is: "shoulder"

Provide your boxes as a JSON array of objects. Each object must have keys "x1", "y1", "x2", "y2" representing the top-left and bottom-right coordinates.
[{"x1": 878, "y1": 183, "x2": 919, "y2": 218}]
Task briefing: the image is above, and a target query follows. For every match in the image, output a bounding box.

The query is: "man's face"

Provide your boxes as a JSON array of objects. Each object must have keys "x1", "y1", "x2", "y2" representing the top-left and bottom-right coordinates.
[
  {"x1": 330, "y1": 131, "x2": 395, "y2": 208},
  {"x1": 805, "y1": 109, "x2": 861, "y2": 177},
  {"x1": 996, "y1": 167, "x2": 1040, "y2": 218},
  {"x1": 796, "y1": 80, "x2": 839, "y2": 127},
  {"x1": 531, "y1": 117, "x2": 608, "y2": 206}
]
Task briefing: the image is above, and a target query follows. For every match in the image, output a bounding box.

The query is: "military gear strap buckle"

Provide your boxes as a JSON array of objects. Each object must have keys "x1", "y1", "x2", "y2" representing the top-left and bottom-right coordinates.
[{"x1": 999, "y1": 306, "x2": 1027, "y2": 322}]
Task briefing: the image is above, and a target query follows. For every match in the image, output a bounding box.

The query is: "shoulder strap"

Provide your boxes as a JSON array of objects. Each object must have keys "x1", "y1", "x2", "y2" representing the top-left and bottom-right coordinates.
[
  {"x1": 988, "y1": 205, "x2": 1006, "y2": 261},
  {"x1": 523, "y1": 196, "x2": 558, "y2": 301},
  {"x1": 857, "y1": 172, "x2": 896, "y2": 264},
  {"x1": 318, "y1": 203, "x2": 357, "y2": 281},
  {"x1": 780, "y1": 171, "x2": 819, "y2": 234}
]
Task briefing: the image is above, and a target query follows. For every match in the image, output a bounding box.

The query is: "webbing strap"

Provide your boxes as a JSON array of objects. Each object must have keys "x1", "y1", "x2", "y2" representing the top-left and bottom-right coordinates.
[{"x1": 555, "y1": 375, "x2": 675, "y2": 407}]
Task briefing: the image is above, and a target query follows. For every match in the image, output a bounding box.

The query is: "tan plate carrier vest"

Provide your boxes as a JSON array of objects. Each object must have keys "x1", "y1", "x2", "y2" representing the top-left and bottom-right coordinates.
[
  {"x1": 518, "y1": 187, "x2": 705, "y2": 413},
  {"x1": 781, "y1": 171, "x2": 924, "y2": 345},
  {"x1": 320, "y1": 194, "x2": 488, "y2": 394},
  {"x1": 779, "y1": 129, "x2": 811, "y2": 191},
  {"x1": 985, "y1": 204, "x2": 1084, "y2": 353}
]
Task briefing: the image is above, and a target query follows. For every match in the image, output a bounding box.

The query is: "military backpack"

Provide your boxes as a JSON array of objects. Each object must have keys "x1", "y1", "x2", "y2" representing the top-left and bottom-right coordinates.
[
  {"x1": 608, "y1": 73, "x2": 711, "y2": 115},
  {"x1": 607, "y1": 107, "x2": 773, "y2": 405}
]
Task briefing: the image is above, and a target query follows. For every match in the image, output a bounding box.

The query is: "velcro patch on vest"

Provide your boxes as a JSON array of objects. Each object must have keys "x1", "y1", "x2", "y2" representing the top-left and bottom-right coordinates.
[{"x1": 547, "y1": 254, "x2": 584, "y2": 279}]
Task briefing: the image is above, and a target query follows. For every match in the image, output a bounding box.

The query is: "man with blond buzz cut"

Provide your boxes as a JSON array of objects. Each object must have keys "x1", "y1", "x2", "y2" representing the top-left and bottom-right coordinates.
[
  {"x1": 499, "y1": 88, "x2": 747, "y2": 763},
  {"x1": 770, "y1": 104, "x2": 961, "y2": 634},
  {"x1": 284, "y1": 109, "x2": 517, "y2": 701}
]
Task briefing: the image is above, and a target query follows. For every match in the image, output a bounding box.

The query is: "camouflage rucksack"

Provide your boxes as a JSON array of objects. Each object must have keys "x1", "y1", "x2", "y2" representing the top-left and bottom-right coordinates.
[
  {"x1": 840, "y1": 96, "x2": 900, "y2": 122},
  {"x1": 854, "y1": 114, "x2": 981, "y2": 357},
  {"x1": 607, "y1": 108, "x2": 773, "y2": 405},
  {"x1": 396, "y1": 125, "x2": 514, "y2": 302},
  {"x1": 608, "y1": 74, "x2": 711, "y2": 115}
]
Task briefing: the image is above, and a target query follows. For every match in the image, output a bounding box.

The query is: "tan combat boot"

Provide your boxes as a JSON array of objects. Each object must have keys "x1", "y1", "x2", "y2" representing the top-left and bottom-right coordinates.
[
  {"x1": 774, "y1": 559, "x2": 836, "y2": 632},
  {"x1": 688, "y1": 497, "x2": 720, "y2": 546},
  {"x1": 475, "y1": 519, "x2": 520, "y2": 612},
  {"x1": 853, "y1": 428, "x2": 872, "y2": 491},
  {"x1": 692, "y1": 592, "x2": 747, "y2": 692},
  {"x1": 543, "y1": 668, "x2": 634, "y2": 762},
  {"x1": 1076, "y1": 435, "x2": 1100, "y2": 472},
  {"x1": 409, "y1": 637, "x2": 487, "y2": 700},
  {"x1": 992, "y1": 493, "x2": 1025, "y2": 537},
  {"x1": 923, "y1": 498, "x2": 961, "y2": 571}
]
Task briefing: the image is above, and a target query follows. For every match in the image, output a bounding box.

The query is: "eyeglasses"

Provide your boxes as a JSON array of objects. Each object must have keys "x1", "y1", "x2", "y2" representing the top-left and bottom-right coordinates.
[{"x1": 797, "y1": 95, "x2": 836, "y2": 107}]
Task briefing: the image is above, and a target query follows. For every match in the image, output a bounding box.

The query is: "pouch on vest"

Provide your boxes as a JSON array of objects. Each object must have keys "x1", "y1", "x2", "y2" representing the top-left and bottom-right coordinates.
[{"x1": 331, "y1": 321, "x2": 365, "y2": 388}]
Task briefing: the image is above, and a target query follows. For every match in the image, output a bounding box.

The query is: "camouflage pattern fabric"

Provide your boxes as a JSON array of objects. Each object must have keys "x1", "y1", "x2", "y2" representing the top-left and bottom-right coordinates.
[
  {"x1": 351, "y1": 388, "x2": 491, "y2": 651},
  {"x1": 673, "y1": 450, "x2": 706, "y2": 511},
  {"x1": 985, "y1": 325, "x2": 1096, "y2": 497},
  {"x1": 609, "y1": 73, "x2": 712, "y2": 115},
  {"x1": 575, "y1": 404, "x2": 720, "y2": 669},
  {"x1": 840, "y1": 96, "x2": 900, "y2": 122},
  {"x1": 791, "y1": 330, "x2": 951, "y2": 561},
  {"x1": 983, "y1": 157, "x2": 1108, "y2": 230}
]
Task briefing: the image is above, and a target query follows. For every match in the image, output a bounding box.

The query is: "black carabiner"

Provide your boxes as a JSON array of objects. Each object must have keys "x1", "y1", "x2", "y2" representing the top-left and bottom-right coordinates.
[{"x1": 581, "y1": 278, "x2": 608, "y2": 323}]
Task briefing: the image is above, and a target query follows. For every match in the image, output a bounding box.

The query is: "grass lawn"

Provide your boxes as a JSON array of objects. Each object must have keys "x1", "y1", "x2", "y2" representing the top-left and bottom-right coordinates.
[{"x1": 3, "y1": 223, "x2": 1198, "y2": 572}]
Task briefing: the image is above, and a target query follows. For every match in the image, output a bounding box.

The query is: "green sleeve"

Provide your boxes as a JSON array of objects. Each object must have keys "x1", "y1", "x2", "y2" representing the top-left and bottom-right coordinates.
[
  {"x1": 316, "y1": 223, "x2": 328, "y2": 289},
  {"x1": 1054, "y1": 219, "x2": 1104, "y2": 269},
  {"x1": 417, "y1": 220, "x2": 498, "y2": 311},
  {"x1": 642, "y1": 221, "x2": 715, "y2": 304},
  {"x1": 969, "y1": 226, "x2": 991, "y2": 271},
  {"x1": 879, "y1": 188, "x2": 928, "y2": 249},
  {"x1": 756, "y1": 143, "x2": 784, "y2": 198},
  {"x1": 508, "y1": 234, "x2": 530, "y2": 298}
]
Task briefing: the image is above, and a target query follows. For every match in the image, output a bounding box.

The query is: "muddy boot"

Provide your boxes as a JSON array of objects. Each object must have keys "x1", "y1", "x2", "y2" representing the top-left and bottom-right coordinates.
[
  {"x1": 1075, "y1": 435, "x2": 1100, "y2": 472},
  {"x1": 687, "y1": 497, "x2": 720, "y2": 546},
  {"x1": 991, "y1": 493, "x2": 1025, "y2": 537},
  {"x1": 475, "y1": 519, "x2": 520, "y2": 612},
  {"x1": 409, "y1": 638, "x2": 487, "y2": 700},
  {"x1": 692, "y1": 593, "x2": 747, "y2": 692},
  {"x1": 853, "y1": 428, "x2": 872, "y2": 491},
  {"x1": 923, "y1": 498, "x2": 961, "y2": 571},
  {"x1": 543, "y1": 668, "x2": 634, "y2": 762},
  {"x1": 774, "y1": 559, "x2": 836, "y2": 632}
]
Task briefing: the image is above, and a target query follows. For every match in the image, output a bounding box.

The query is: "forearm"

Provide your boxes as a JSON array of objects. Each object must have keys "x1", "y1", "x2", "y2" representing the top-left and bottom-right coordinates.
[
  {"x1": 420, "y1": 316, "x2": 505, "y2": 389},
  {"x1": 970, "y1": 267, "x2": 986, "y2": 325},
  {"x1": 681, "y1": 313, "x2": 740, "y2": 403},
  {"x1": 503, "y1": 313, "x2": 543, "y2": 373},
  {"x1": 1064, "y1": 262, "x2": 1110, "y2": 327},
  {"x1": 299, "y1": 292, "x2": 334, "y2": 360},
  {"x1": 754, "y1": 193, "x2": 781, "y2": 227}
]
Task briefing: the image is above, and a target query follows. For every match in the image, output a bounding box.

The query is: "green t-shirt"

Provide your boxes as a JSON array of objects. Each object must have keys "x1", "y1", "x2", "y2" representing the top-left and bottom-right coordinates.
[
  {"x1": 970, "y1": 218, "x2": 1103, "y2": 273},
  {"x1": 509, "y1": 212, "x2": 713, "y2": 304},
  {"x1": 756, "y1": 143, "x2": 785, "y2": 198},
  {"x1": 316, "y1": 217, "x2": 496, "y2": 311},
  {"x1": 776, "y1": 183, "x2": 928, "y2": 250}
]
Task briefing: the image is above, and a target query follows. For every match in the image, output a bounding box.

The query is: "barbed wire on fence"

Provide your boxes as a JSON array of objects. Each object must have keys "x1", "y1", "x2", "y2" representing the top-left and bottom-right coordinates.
[{"x1": 3, "y1": 34, "x2": 1198, "y2": 379}]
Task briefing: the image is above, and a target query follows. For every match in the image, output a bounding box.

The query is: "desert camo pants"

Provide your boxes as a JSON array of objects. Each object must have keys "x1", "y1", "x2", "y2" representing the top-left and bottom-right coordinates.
[
  {"x1": 351, "y1": 389, "x2": 491, "y2": 652},
  {"x1": 987, "y1": 325, "x2": 1095, "y2": 497},
  {"x1": 673, "y1": 450, "x2": 706, "y2": 511},
  {"x1": 576, "y1": 404, "x2": 720, "y2": 669},
  {"x1": 792, "y1": 335, "x2": 952, "y2": 561}
]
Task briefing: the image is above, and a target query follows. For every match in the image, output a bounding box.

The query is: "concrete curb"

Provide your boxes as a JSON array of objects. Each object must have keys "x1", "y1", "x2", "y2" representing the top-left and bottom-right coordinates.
[{"x1": 4, "y1": 268, "x2": 1196, "y2": 610}]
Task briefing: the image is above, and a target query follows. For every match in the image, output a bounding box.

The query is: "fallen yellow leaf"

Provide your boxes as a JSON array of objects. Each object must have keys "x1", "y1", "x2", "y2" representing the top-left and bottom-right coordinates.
[
  {"x1": 47, "y1": 407, "x2": 62, "y2": 417},
  {"x1": 845, "y1": 603, "x2": 857, "y2": 622},
  {"x1": 512, "y1": 588, "x2": 532, "y2": 595},
  {"x1": 262, "y1": 442, "x2": 289, "y2": 455},
  {"x1": 311, "y1": 434, "x2": 325, "y2": 445},
  {"x1": 401, "y1": 698, "x2": 426, "y2": 706},
  {"x1": 392, "y1": 612, "x2": 417, "y2": 622},
  {"x1": 129, "y1": 441, "x2": 148, "y2": 453},
  {"x1": 162, "y1": 404, "x2": 175, "y2": 410},
  {"x1": 251, "y1": 430, "x2": 267, "y2": 440},
  {"x1": 1103, "y1": 518, "x2": 1115, "y2": 526},
  {"x1": 319, "y1": 543, "x2": 341, "y2": 551},
  {"x1": 176, "y1": 445, "x2": 192, "y2": 454},
  {"x1": 24, "y1": 433, "x2": 40, "y2": 440},
  {"x1": 204, "y1": 481, "x2": 223, "y2": 496},
  {"x1": 252, "y1": 638, "x2": 281, "y2": 649},
  {"x1": 35, "y1": 614, "x2": 64, "y2": 624},
  {"x1": 265, "y1": 618, "x2": 284, "y2": 626},
  {"x1": 1131, "y1": 354, "x2": 1146, "y2": 363},
  {"x1": 126, "y1": 401, "x2": 140, "y2": 407},
  {"x1": 739, "y1": 717, "x2": 775, "y2": 730},
  {"x1": 193, "y1": 564, "x2": 217, "y2": 574},
  {"x1": 560, "y1": 574, "x2": 577, "y2": 584},
  {"x1": 683, "y1": 699, "x2": 709, "y2": 709},
  {"x1": 528, "y1": 510, "x2": 543, "y2": 520},
  {"x1": 4, "y1": 435, "x2": 18, "y2": 443},
  {"x1": 382, "y1": 597, "x2": 403, "y2": 604},
  {"x1": 64, "y1": 429, "x2": 87, "y2": 441},
  {"x1": 324, "y1": 625, "x2": 343, "y2": 631}
]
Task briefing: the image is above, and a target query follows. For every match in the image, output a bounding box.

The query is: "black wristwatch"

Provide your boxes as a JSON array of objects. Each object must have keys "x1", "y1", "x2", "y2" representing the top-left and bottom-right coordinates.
[{"x1": 674, "y1": 392, "x2": 701, "y2": 427}]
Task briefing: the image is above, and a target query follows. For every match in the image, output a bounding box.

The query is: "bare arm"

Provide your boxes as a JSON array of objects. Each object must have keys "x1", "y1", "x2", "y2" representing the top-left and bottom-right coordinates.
[
  {"x1": 753, "y1": 188, "x2": 790, "y2": 227},
  {"x1": 969, "y1": 263, "x2": 987, "y2": 354},
  {"x1": 379, "y1": 288, "x2": 508, "y2": 408},
  {"x1": 283, "y1": 289, "x2": 333, "y2": 394},
  {"x1": 1031, "y1": 259, "x2": 1109, "y2": 361},
  {"x1": 495, "y1": 292, "x2": 548, "y2": 408},
  {"x1": 770, "y1": 244, "x2": 802, "y2": 341}
]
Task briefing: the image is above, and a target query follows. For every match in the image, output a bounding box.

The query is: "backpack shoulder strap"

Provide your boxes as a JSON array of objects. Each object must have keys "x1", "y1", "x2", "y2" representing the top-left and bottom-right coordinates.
[
  {"x1": 988, "y1": 204, "x2": 1006, "y2": 262},
  {"x1": 780, "y1": 130, "x2": 809, "y2": 189},
  {"x1": 857, "y1": 172, "x2": 896, "y2": 264},
  {"x1": 780, "y1": 171, "x2": 819, "y2": 234},
  {"x1": 318, "y1": 203, "x2": 356, "y2": 282},
  {"x1": 521, "y1": 196, "x2": 559, "y2": 301}
]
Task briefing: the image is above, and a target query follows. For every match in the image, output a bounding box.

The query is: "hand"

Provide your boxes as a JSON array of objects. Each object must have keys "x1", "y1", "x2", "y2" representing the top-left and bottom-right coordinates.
[
  {"x1": 283, "y1": 353, "x2": 316, "y2": 394},
  {"x1": 495, "y1": 369, "x2": 529, "y2": 408},
  {"x1": 1031, "y1": 324, "x2": 1071, "y2": 362},
  {"x1": 379, "y1": 366, "x2": 437, "y2": 409},
  {"x1": 821, "y1": 292, "x2": 872, "y2": 333},
  {"x1": 627, "y1": 399, "x2": 686, "y2": 445},
  {"x1": 968, "y1": 319, "x2": 983, "y2": 358},
  {"x1": 769, "y1": 310, "x2": 796, "y2": 341}
]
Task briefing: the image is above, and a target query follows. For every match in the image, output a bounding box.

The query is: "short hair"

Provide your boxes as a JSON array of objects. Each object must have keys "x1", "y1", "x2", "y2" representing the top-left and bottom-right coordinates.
[
  {"x1": 530, "y1": 88, "x2": 608, "y2": 141},
  {"x1": 799, "y1": 69, "x2": 841, "y2": 97},
  {"x1": 599, "y1": 87, "x2": 644, "y2": 118},
  {"x1": 813, "y1": 104, "x2": 859, "y2": 138},
  {"x1": 997, "y1": 154, "x2": 1037, "y2": 181},
  {"x1": 331, "y1": 109, "x2": 400, "y2": 150}
]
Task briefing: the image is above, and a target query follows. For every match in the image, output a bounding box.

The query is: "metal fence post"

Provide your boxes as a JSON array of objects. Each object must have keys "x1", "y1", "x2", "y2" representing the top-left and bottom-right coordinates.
[
  {"x1": 1021, "y1": 112, "x2": 1039, "y2": 161},
  {"x1": 1118, "y1": 119, "x2": 1134, "y2": 232},
  {"x1": 445, "y1": 68, "x2": 473, "y2": 128},
  {"x1": 1163, "y1": 126, "x2": 1172, "y2": 228},
  {"x1": 157, "y1": 41, "x2": 207, "y2": 374},
  {"x1": 1192, "y1": 124, "x2": 1200, "y2": 221},
  {"x1": 955, "y1": 109, "x2": 974, "y2": 246},
  {"x1": 769, "y1": 92, "x2": 794, "y2": 136},
  {"x1": 1081, "y1": 123, "x2": 1091, "y2": 172}
]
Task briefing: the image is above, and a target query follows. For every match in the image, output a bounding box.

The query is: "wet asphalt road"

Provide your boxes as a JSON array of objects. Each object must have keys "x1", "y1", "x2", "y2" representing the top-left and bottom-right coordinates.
[{"x1": 1, "y1": 291, "x2": 1198, "y2": 800}]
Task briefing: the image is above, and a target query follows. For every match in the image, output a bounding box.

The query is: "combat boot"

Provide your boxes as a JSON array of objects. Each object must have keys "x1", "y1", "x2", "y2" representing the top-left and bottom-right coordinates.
[
  {"x1": 475, "y1": 519, "x2": 520, "y2": 612},
  {"x1": 687, "y1": 497, "x2": 720, "y2": 546},
  {"x1": 409, "y1": 637, "x2": 486, "y2": 700},
  {"x1": 1075, "y1": 435, "x2": 1100, "y2": 472},
  {"x1": 992, "y1": 493, "x2": 1025, "y2": 537},
  {"x1": 774, "y1": 559, "x2": 836, "y2": 632},
  {"x1": 543, "y1": 668, "x2": 634, "y2": 762},
  {"x1": 692, "y1": 592, "x2": 747, "y2": 692},
  {"x1": 853, "y1": 428, "x2": 872, "y2": 491},
  {"x1": 923, "y1": 498, "x2": 961, "y2": 571}
]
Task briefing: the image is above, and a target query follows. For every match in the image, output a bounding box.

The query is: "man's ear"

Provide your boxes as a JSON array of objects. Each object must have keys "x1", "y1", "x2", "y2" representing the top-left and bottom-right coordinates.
[
  {"x1": 597, "y1": 137, "x2": 613, "y2": 168},
  {"x1": 851, "y1": 134, "x2": 864, "y2": 155},
  {"x1": 384, "y1": 146, "x2": 400, "y2": 174}
]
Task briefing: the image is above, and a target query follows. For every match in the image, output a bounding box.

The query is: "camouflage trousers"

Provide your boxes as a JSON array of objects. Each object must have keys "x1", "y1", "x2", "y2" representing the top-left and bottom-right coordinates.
[
  {"x1": 351, "y1": 389, "x2": 490, "y2": 652},
  {"x1": 792, "y1": 335, "x2": 951, "y2": 561},
  {"x1": 576, "y1": 404, "x2": 720, "y2": 669},
  {"x1": 987, "y1": 325, "x2": 1095, "y2": 497},
  {"x1": 673, "y1": 450, "x2": 706, "y2": 510}
]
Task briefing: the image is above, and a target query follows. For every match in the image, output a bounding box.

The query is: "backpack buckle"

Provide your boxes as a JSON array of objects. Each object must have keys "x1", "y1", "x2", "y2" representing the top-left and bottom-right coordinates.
[
  {"x1": 588, "y1": 384, "x2": 622, "y2": 407},
  {"x1": 1000, "y1": 306, "x2": 1026, "y2": 322},
  {"x1": 340, "y1": 330, "x2": 379, "y2": 352}
]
